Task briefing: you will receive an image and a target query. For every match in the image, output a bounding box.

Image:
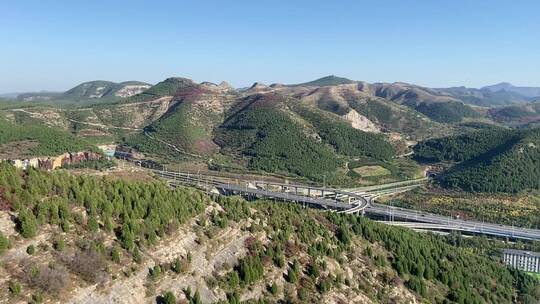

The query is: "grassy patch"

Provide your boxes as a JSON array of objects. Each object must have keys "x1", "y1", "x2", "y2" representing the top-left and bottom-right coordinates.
[
  {"x1": 353, "y1": 165, "x2": 391, "y2": 177},
  {"x1": 526, "y1": 272, "x2": 540, "y2": 281}
]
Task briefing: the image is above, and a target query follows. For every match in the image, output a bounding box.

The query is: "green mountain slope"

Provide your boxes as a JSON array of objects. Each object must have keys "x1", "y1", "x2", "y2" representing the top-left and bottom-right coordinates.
[
  {"x1": 0, "y1": 117, "x2": 97, "y2": 157},
  {"x1": 442, "y1": 129, "x2": 540, "y2": 192},
  {"x1": 126, "y1": 77, "x2": 198, "y2": 103},
  {"x1": 414, "y1": 126, "x2": 514, "y2": 162},
  {"x1": 214, "y1": 92, "x2": 397, "y2": 180},
  {"x1": 416, "y1": 128, "x2": 540, "y2": 193},
  {"x1": 215, "y1": 94, "x2": 342, "y2": 180},
  {"x1": 292, "y1": 105, "x2": 395, "y2": 160},
  {"x1": 127, "y1": 79, "x2": 238, "y2": 156}
]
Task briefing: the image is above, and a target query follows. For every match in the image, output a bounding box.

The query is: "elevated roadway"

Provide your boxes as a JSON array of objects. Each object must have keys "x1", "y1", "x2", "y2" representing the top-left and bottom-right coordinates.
[{"x1": 151, "y1": 169, "x2": 540, "y2": 241}]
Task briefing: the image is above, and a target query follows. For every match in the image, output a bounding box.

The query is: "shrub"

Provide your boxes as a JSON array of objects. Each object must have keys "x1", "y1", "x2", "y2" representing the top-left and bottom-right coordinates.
[
  {"x1": 68, "y1": 248, "x2": 107, "y2": 283},
  {"x1": 8, "y1": 281, "x2": 21, "y2": 295},
  {"x1": 161, "y1": 291, "x2": 176, "y2": 304},
  {"x1": 0, "y1": 232, "x2": 9, "y2": 253}
]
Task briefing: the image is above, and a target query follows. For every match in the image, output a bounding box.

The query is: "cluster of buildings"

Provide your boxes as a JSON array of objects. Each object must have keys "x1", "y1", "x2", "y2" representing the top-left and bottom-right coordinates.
[
  {"x1": 6, "y1": 151, "x2": 102, "y2": 171},
  {"x1": 2, "y1": 144, "x2": 147, "y2": 172},
  {"x1": 502, "y1": 249, "x2": 540, "y2": 273}
]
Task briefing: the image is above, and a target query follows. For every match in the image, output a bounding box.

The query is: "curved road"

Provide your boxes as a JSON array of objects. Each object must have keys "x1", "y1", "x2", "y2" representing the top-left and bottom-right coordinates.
[{"x1": 151, "y1": 169, "x2": 540, "y2": 241}]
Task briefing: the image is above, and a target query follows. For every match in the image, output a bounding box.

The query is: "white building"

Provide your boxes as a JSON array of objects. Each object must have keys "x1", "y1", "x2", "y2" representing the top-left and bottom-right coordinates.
[{"x1": 503, "y1": 249, "x2": 540, "y2": 273}]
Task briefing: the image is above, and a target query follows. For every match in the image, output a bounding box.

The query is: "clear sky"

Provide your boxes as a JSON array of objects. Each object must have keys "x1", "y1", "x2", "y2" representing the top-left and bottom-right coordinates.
[{"x1": 1, "y1": 0, "x2": 540, "y2": 93}]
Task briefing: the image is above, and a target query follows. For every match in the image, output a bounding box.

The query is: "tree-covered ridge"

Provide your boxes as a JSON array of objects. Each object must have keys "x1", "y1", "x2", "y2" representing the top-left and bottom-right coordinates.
[
  {"x1": 293, "y1": 106, "x2": 395, "y2": 160},
  {"x1": 0, "y1": 119, "x2": 97, "y2": 157},
  {"x1": 216, "y1": 96, "x2": 342, "y2": 180},
  {"x1": 415, "y1": 128, "x2": 540, "y2": 192},
  {"x1": 0, "y1": 163, "x2": 207, "y2": 247},
  {"x1": 126, "y1": 77, "x2": 199, "y2": 103},
  {"x1": 413, "y1": 101, "x2": 480, "y2": 123},
  {"x1": 290, "y1": 75, "x2": 356, "y2": 87},
  {"x1": 414, "y1": 127, "x2": 517, "y2": 162},
  {"x1": 442, "y1": 129, "x2": 540, "y2": 192}
]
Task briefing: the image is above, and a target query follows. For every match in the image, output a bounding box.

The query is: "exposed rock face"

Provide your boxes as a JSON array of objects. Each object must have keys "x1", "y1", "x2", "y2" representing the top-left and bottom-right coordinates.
[
  {"x1": 342, "y1": 109, "x2": 380, "y2": 133},
  {"x1": 114, "y1": 84, "x2": 152, "y2": 98}
]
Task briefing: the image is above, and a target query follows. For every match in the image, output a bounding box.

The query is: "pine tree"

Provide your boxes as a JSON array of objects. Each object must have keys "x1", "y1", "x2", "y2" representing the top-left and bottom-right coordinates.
[{"x1": 18, "y1": 209, "x2": 38, "y2": 238}]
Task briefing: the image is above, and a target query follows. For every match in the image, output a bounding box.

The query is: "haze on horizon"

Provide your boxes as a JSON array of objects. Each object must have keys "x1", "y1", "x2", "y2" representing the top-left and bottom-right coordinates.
[{"x1": 1, "y1": 0, "x2": 540, "y2": 93}]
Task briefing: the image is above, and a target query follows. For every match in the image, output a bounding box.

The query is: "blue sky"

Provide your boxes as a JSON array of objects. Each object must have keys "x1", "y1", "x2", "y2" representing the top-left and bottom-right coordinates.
[{"x1": 1, "y1": 0, "x2": 539, "y2": 93}]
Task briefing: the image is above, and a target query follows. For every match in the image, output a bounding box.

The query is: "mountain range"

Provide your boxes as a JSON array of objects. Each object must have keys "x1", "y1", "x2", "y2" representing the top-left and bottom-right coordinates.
[
  {"x1": 2, "y1": 75, "x2": 540, "y2": 190},
  {"x1": 482, "y1": 82, "x2": 540, "y2": 98}
]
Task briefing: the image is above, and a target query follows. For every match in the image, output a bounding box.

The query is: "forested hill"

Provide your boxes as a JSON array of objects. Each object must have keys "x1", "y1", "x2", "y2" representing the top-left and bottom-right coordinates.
[
  {"x1": 0, "y1": 163, "x2": 538, "y2": 303},
  {"x1": 215, "y1": 94, "x2": 395, "y2": 181},
  {"x1": 415, "y1": 128, "x2": 540, "y2": 193},
  {"x1": 0, "y1": 118, "x2": 97, "y2": 157},
  {"x1": 413, "y1": 126, "x2": 516, "y2": 162}
]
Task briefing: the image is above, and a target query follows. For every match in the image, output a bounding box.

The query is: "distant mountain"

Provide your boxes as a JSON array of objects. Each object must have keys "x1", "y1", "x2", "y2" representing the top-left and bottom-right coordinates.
[
  {"x1": 0, "y1": 92, "x2": 27, "y2": 99},
  {"x1": 434, "y1": 86, "x2": 530, "y2": 106},
  {"x1": 290, "y1": 75, "x2": 356, "y2": 87},
  {"x1": 482, "y1": 82, "x2": 540, "y2": 98},
  {"x1": 64, "y1": 80, "x2": 151, "y2": 99},
  {"x1": 14, "y1": 81, "x2": 152, "y2": 101},
  {"x1": 488, "y1": 100, "x2": 540, "y2": 125},
  {"x1": 16, "y1": 91, "x2": 62, "y2": 101}
]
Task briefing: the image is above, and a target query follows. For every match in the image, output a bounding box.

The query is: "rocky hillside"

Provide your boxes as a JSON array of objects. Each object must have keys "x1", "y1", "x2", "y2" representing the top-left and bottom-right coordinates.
[
  {"x1": 0, "y1": 164, "x2": 537, "y2": 304},
  {"x1": 63, "y1": 80, "x2": 152, "y2": 99},
  {"x1": 16, "y1": 81, "x2": 152, "y2": 101}
]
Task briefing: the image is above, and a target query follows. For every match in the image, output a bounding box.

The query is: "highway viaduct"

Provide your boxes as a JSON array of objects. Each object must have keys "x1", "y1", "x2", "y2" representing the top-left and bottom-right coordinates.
[{"x1": 152, "y1": 169, "x2": 540, "y2": 242}]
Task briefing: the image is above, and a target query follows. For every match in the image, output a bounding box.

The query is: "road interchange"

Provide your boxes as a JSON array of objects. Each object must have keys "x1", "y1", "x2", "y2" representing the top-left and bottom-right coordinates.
[{"x1": 152, "y1": 169, "x2": 540, "y2": 242}]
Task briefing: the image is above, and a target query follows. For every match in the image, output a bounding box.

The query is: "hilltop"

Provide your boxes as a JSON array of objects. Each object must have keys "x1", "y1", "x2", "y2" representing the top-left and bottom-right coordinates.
[{"x1": 289, "y1": 75, "x2": 356, "y2": 87}]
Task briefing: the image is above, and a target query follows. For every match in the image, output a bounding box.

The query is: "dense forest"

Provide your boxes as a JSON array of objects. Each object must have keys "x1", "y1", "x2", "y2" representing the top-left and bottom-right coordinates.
[
  {"x1": 414, "y1": 127, "x2": 516, "y2": 162},
  {"x1": 0, "y1": 163, "x2": 538, "y2": 303},
  {"x1": 413, "y1": 101, "x2": 480, "y2": 123},
  {"x1": 0, "y1": 119, "x2": 97, "y2": 157},
  {"x1": 442, "y1": 129, "x2": 540, "y2": 192},
  {"x1": 415, "y1": 128, "x2": 540, "y2": 193},
  {"x1": 293, "y1": 106, "x2": 395, "y2": 160},
  {"x1": 216, "y1": 102, "x2": 342, "y2": 181}
]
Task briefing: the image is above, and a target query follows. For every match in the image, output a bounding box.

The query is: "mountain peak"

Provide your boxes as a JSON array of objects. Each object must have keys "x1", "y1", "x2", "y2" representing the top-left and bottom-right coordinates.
[
  {"x1": 482, "y1": 82, "x2": 513, "y2": 91},
  {"x1": 250, "y1": 82, "x2": 269, "y2": 89},
  {"x1": 291, "y1": 75, "x2": 356, "y2": 87}
]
